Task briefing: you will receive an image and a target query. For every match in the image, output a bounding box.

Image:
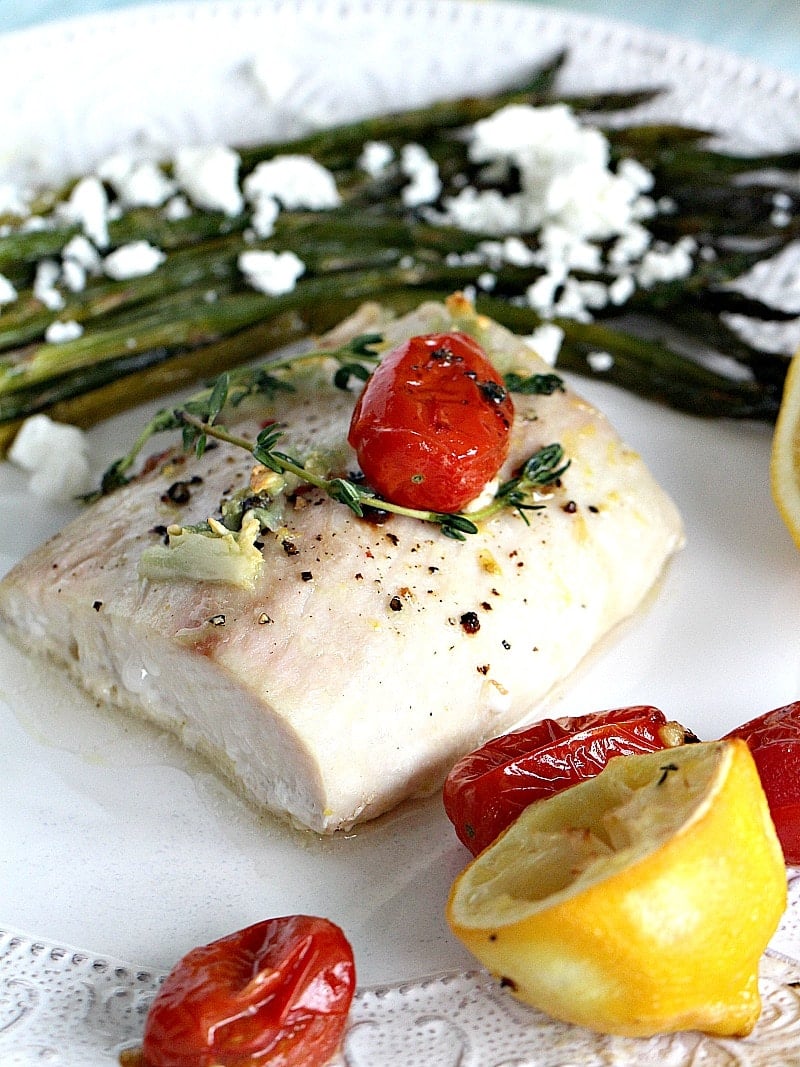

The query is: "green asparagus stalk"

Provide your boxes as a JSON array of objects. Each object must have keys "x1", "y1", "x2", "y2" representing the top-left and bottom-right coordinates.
[{"x1": 0, "y1": 51, "x2": 798, "y2": 457}]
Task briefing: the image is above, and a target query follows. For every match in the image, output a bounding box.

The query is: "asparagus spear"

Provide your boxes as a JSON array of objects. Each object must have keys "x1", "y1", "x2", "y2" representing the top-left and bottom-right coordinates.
[{"x1": 1, "y1": 52, "x2": 799, "y2": 457}]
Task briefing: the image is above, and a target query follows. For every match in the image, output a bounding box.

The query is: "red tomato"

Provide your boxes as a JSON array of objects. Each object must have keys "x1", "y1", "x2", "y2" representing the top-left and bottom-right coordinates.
[
  {"x1": 141, "y1": 916, "x2": 355, "y2": 1067},
  {"x1": 347, "y1": 331, "x2": 514, "y2": 513},
  {"x1": 724, "y1": 700, "x2": 800, "y2": 865},
  {"x1": 443, "y1": 706, "x2": 691, "y2": 855}
]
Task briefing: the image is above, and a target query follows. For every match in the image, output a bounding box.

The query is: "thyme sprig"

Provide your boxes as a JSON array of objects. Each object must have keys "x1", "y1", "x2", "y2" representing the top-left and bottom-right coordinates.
[
  {"x1": 96, "y1": 333, "x2": 383, "y2": 495},
  {"x1": 95, "y1": 326, "x2": 570, "y2": 540},
  {"x1": 175, "y1": 409, "x2": 567, "y2": 541}
]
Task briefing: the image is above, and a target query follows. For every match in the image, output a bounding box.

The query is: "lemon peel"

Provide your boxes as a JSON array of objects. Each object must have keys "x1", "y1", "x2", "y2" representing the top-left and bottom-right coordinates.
[{"x1": 446, "y1": 740, "x2": 786, "y2": 1038}]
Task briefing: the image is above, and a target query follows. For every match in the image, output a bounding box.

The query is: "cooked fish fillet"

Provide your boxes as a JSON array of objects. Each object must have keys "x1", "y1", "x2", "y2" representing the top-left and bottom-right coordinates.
[{"x1": 0, "y1": 297, "x2": 683, "y2": 832}]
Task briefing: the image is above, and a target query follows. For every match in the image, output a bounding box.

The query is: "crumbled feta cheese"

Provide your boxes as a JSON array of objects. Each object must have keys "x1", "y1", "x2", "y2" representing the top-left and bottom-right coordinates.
[
  {"x1": 97, "y1": 153, "x2": 176, "y2": 208},
  {"x1": 0, "y1": 273, "x2": 17, "y2": 306},
  {"x1": 358, "y1": 141, "x2": 395, "y2": 177},
  {"x1": 238, "y1": 249, "x2": 305, "y2": 295},
  {"x1": 608, "y1": 223, "x2": 652, "y2": 267},
  {"x1": 400, "y1": 144, "x2": 441, "y2": 207},
  {"x1": 477, "y1": 272, "x2": 496, "y2": 291},
  {"x1": 608, "y1": 273, "x2": 636, "y2": 306},
  {"x1": 249, "y1": 195, "x2": 280, "y2": 239},
  {"x1": 103, "y1": 241, "x2": 166, "y2": 280},
  {"x1": 636, "y1": 237, "x2": 696, "y2": 288},
  {"x1": 33, "y1": 259, "x2": 65, "y2": 311},
  {"x1": 61, "y1": 235, "x2": 102, "y2": 294},
  {"x1": 173, "y1": 146, "x2": 244, "y2": 216},
  {"x1": 163, "y1": 195, "x2": 192, "y2": 221},
  {"x1": 8, "y1": 414, "x2": 93, "y2": 502},
  {"x1": 45, "y1": 319, "x2": 83, "y2": 344},
  {"x1": 536, "y1": 225, "x2": 602, "y2": 273},
  {"x1": 63, "y1": 234, "x2": 102, "y2": 272},
  {"x1": 243, "y1": 155, "x2": 341, "y2": 211},
  {"x1": 60, "y1": 176, "x2": 110, "y2": 248},
  {"x1": 0, "y1": 181, "x2": 29, "y2": 218},
  {"x1": 61, "y1": 259, "x2": 87, "y2": 293},
  {"x1": 524, "y1": 324, "x2": 564, "y2": 366},
  {"x1": 587, "y1": 350, "x2": 615, "y2": 372}
]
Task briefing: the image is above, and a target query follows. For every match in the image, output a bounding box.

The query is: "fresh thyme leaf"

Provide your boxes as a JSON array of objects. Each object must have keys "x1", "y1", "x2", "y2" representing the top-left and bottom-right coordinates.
[
  {"x1": 334, "y1": 362, "x2": 373, "y2": 391},
  {"x1": 348, "y1": 332, "x2": 384, "y2": 357},
  {"x1": 520, "y1": 443, "x2": 571, "y2": 486},
  {"x1": 439, "y1": 514, "x2": 480, "y2": 539},
  {"x1": 505, "y1": 371, "x2": 566, "y2": 396},
  {"x1": 328, "y1": 478, "x2": 366, "y2": 516}
]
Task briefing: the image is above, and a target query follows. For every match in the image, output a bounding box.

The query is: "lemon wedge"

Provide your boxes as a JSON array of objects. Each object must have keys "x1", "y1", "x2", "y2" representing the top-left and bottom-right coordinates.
[
  {"x1": 771, "y1": 348, "x2": 800, "y2": 547},
  {"x1": 446, "y1": 740, "x2": 785, "y2": 1038}
]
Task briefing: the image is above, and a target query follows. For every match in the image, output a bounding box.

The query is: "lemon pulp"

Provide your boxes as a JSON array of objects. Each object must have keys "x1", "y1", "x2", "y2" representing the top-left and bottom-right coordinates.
[{"x1": 447, "y1": 740, "x2": 786, "y2": 1038}]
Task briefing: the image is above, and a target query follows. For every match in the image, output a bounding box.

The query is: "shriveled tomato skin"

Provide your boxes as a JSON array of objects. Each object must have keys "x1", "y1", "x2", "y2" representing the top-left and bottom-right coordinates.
[
  {"x1": 444, "y1": 706, "x2": 685, "y2": 856},
  {"x1": 347, "y1": 332, "x2": 514, "y2": 513},
  {"x1": 724, "y1": 700, "x2": 800, "y2": 865},
  {"x1": 141, "y1": 916, "x2": 355, "y2": 1067}
]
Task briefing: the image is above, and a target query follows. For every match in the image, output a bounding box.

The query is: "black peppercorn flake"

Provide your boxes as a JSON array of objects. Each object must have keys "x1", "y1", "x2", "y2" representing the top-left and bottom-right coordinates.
[{"x1": 460, "y1": 611, "x2": 480, "y2": 634}]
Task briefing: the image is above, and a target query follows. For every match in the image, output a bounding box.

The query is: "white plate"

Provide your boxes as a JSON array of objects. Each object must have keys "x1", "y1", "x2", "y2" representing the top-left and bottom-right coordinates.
[{"x1": 2, "y1": 1, "x2": 800, "y2": 1063}]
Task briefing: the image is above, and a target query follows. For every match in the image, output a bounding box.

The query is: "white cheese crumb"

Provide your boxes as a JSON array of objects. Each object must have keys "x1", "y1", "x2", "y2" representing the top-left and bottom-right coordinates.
[
  {"x1": 8, "y1": 414, "x2": 93, "y2": 502},
  {"x1": 0, "y1": 273, "x2": 18, "y2": 306},
  {"x1": 97, "y1": 153, "x2": 176, "y2": 208},
  {"x1": 63, "y1": 234, "x2": 102, "y2": 272},
  {"x1": 173, "y1": 146, "x2": 244, "y2": 216},
  {"x1": 608, "y1": 273, "x2": 636, "y2": 306},
  {"x1": 60, "y1": 176, "x2": 110, "y2": 248},
  {"x1": 400, "y1": 143, "x2": 441, "y2": 207},
  {"x1": 103, "y1": 241, "x2": 166, "y2": 280},
  {"x1": 0, "y1": 181, "x2": 30, "y2": 217},
  {"x1": 636, "y1": 237, "x2": 697, "y2": 288},
  {"x1": 524, "y1": 324, "x2": 565, "y2": 366},
  {"x1": 587, "y1": 350, "x2": 614, "y2": 372},
  {"x1": 163, "y1": 195, "x2": 192, "y2": 221},
  {"x1": 61, "y1": 234, "x2": 102, "y2": 294},
  {"x1": 243, "y1": 155, "x2": 341, "y2": 211},
  {"x1": 358, "y1": 141, "x2": 395, "y2": 177},
  {"x1": 249, "y1": 195, "x2": 280, "y2": 239},
  {"x1": 44, "y1": 319, "x2": 83, "y2": 344},
  {"x1": 33, "y1": 259, "x2": 65, "y2": 311},
  {"x1": 238, "y1": 249, "x2": 305, "y2": 295}
]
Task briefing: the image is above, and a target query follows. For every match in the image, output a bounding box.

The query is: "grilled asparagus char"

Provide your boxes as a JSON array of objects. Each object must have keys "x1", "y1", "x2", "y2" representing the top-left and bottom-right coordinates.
[{"x1": 0, "y1": 300, "x2": 683, "y2": 833}]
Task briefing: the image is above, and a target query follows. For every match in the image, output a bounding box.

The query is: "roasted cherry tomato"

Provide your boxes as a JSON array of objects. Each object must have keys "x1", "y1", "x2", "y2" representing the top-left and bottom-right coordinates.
[
  {"x1": 724, "y1": 700, "x2": 800, "y2": 865},
  {"x1": 347, "y1": 331, "x2": 514, "y2": 513},
  {"x1": 443, "y1": 706, "x2": 692, "y2": 855},
  {"x1": 141, "y1": 916, "x2": 355, "y2": 1067}
]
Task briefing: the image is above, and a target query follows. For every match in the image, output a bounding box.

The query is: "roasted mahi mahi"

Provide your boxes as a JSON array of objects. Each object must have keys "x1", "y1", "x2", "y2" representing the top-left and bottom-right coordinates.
[{"x1": 0, "y1": 298, "x2": 683, "y2": 832}]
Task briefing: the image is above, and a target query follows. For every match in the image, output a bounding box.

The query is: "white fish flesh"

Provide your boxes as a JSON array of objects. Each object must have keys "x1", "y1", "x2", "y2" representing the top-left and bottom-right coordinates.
[{"x1": 0, "y1": 297, "x2": 683, "y2": 832}]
